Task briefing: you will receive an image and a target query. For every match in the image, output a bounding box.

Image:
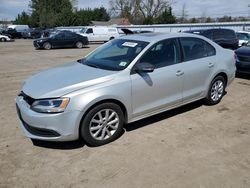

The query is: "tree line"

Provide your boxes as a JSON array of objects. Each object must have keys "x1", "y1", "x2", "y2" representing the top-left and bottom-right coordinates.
[
  {"x1": 15, "y1": 0, "x2": 176, "y2": 27},
  {"x1": 15, "y1": 0, "x2": 247, "y2": 28},
  {"x1": 15, "y1": 0, "x2": 110, "y2": 28}
]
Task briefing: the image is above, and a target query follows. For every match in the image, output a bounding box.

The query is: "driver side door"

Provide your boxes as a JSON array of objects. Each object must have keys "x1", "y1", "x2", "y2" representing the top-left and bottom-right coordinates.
[{"x1": 130, "y1": 38, "x2": 184, "y2": 118}]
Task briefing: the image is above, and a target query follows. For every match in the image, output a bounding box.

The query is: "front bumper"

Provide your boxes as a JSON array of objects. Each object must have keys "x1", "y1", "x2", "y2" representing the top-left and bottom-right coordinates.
[
  {"x1": 16, "y1": 96, "x2": 81, "y2": 141},
  {"x1": 33, "y1": 41, "x2": 43, "y2": 49}
]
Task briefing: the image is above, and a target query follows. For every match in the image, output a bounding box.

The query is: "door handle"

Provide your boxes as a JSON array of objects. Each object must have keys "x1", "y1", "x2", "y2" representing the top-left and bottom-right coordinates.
[
  {"x1": 208, "y1": 62, "x2": 214, "y2": 68},
  {"x1": 176, "y1": 70, "x2": 184, "y2": 76}
]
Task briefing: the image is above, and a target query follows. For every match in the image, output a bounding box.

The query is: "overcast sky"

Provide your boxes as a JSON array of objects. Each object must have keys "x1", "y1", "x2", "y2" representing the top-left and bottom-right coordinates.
[{"x1": 0, "y1": 0, "x2": 250, "y2": 20}]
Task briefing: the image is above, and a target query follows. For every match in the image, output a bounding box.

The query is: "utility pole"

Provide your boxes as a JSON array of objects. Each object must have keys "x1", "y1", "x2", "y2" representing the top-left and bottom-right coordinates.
[{"x1": 248, "y1": 4, "x2": 250, "y2": 19}]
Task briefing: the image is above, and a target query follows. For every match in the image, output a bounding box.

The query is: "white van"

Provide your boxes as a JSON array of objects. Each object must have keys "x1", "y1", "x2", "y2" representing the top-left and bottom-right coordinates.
[
  {"x1": 8, "y1": 25, "x2": 29, "y2": 32},
  {"x1": 78, "y1": 26, "x2": 120, "y2": 42}
]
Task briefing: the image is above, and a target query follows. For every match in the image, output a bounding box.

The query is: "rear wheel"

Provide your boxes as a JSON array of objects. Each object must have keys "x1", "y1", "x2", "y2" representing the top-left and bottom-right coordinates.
[
  {"x1": 204, "y1": 76, "x2": 226, "y2": 105},
  {"x1": 43, "y1": 42, "x2": 51, "y2": 50},
  {"x1": 80, "y1": 103, "x2": 124, "y2": 146},
  {"x1": 76, "y1": 41, "x2": 83, "y2": 49}
]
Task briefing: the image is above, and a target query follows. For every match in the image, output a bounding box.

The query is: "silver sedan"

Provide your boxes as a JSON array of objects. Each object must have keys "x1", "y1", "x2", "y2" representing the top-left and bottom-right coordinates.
[{"x1": 16, "y1": 33, "x2": 236, "y2": 146}]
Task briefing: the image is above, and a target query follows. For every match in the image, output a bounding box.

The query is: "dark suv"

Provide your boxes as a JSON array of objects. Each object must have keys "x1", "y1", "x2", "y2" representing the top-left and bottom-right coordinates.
[
  {"x1": 185, "y1": 28, "x2": 239, "y2": 50},
  {"x1": 2, "y1": 28, "x2": 23, "y2": 39}
]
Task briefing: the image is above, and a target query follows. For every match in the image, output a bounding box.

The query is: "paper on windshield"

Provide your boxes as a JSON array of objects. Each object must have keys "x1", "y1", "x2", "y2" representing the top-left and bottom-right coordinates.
[
  {"x1": 119, "y1": 61, "x2": 128, "y2": 66},
  {"x1": 122, "y1": 42, "x2": 138, "y2": 47}
]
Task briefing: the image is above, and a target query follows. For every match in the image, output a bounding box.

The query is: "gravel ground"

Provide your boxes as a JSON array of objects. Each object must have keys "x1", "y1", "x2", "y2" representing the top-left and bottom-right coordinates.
[{"x1": 0, "y1": 39, "x2": 250, "y2": 188}]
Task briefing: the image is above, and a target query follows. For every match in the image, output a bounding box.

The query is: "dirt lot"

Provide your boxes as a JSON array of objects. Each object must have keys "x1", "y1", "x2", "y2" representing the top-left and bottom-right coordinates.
[{"x1": 0, "y1": 40, "x2": 250, "y2": 188}]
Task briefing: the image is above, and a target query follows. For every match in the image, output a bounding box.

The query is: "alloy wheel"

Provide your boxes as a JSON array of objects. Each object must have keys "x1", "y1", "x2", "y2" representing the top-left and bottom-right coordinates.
[
  {"x1": 211, "y1": 80, "x2": 224, "y2": 102},
  {"x1": 89, "y1": 109, "x2": 119, "y2": 141}
]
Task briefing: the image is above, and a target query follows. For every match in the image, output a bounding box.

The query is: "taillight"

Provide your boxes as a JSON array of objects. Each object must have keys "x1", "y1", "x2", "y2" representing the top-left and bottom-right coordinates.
[{"x1": 234, "y1": 53, "x2": 239, "y2": 62}]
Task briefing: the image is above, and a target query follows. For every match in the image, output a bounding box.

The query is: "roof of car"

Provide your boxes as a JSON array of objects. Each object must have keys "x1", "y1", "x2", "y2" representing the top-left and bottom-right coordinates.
[
  {"x1": 236, "y1": 31, "x2": 250, "y2": 34},
  {"x1": 120, "y1": 32, "x2": 203, "y2": 43}
]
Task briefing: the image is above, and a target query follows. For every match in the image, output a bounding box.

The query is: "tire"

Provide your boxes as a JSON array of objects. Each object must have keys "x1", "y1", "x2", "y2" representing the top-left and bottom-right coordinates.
[
  {"x1": 204, "y1": 76, "x2": 226, "y2": 105},
  {"x1": 80, "y1": 103, "x2": 124, "y2": 146},
  {"x1": 109, "y1": 37, "x2": 114, "y2": 40},
  {"x1": 76, "y1": 41, "x2": 83, "y2": 49},
  {"x1": 0, "y1": 38, "x2": 6, "y2": 42},
  {"x1": 43, "y1": 42, "x2": 51, "y2": 50}
]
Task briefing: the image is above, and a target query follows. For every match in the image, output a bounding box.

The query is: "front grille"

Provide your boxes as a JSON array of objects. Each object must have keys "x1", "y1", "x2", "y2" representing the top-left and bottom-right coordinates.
[
  {"x1": 238, "y1": 55, "x2": 250, "y2": 62},
  {"x1": 18, "y1": 91, "x2": 35, "y2": 105},
  {"x1": 16, "y1": 104, "x2": 60, "y2": 137}
]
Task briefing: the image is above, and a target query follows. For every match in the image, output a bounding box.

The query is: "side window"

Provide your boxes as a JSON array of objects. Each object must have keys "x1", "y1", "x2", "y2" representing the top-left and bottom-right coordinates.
[
  {"x1": 86, "y1": 28, "x2": 93, "y2": 34},
  {"x1": 206, "y1": 42, "x2": 216, "y2": 56},
  {"x1": 180, "y1": 37, "x2": 209, "y2": 61},
  {"x1": 223, "y1": 30, "x2": 236, "y2": 39},
  {"x1": 139, "y1": 38, "x2": 180, "y2": 69},
  {"x1": 55, "y1": 33, "x2": 65, "y2": 39},
  {"x1": 202, "y1": 31, "x2": 213, "y2": 40},
  {"x1": 64, "y1": 32, "x2": 74, "y2": 38},
  {"x1": 237, "y1": 33, "x2": 249, "y2": 40}
]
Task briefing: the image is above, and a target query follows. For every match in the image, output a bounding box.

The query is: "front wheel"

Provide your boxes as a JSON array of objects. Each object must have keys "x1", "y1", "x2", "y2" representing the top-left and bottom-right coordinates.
[
  {"x1": 0, "y1": 38, "x2": 6, "y2": 42},
  {"x1": 80, "y1": 103, "x2": 124, "y2": 146},
  {"x1": 43, "y1": 42, "x2": 51, "y2": 50},
  {"x1": 204, "y1": 76, "x2": 226, "y2": 105},
  {"x1": 76, "y1": 41, "x2": 83, "y2": 49}
]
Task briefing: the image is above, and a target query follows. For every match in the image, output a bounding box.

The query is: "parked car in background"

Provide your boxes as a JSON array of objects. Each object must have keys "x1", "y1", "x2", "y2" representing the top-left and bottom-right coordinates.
[
  {"x1": 0, "y1": 29, "x2": 12, "y2": 38},
  {"x1": 121, "y1": 28, "x2": 153, "y2": 35},
  {"x1": 78, "y1": 26, "x2": 120, "y2": 42},
  {"x1": 185, "y1": 28, "x2": 239, "y2": 50},
  {"x1": 33, "y1": 30, "x2": 88, "y2": 50},
  {"x1": 235, "y1": 41, "x2": 250, "y2": 74},
  {"x1": 2, "y1": 28, "x2": 23, "y2": 39},
  {"x1": 8, "y1": 25, "x2": 29, "y2": 31},
  {"x1": 22, "y1": 28, "x2": 43, "y2": 39},
  {"x1": 236, "y1": 31, "x2": 250, "y2": 46},
  {"x1": 16, "y1": 33, "x2": 235, "y2": 146},
  {"x1": 0, "y1": 34, "x2": 14, "y2": 42}
]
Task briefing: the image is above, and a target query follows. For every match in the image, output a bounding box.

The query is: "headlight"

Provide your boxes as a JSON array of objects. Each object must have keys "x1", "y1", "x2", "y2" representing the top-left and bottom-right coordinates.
[
  {"x1": 38, "y1": 39, "x2": 43, "y2": 42},
  {"x1": 31, "y1": 98, "x2": 70, "y2": 113}
]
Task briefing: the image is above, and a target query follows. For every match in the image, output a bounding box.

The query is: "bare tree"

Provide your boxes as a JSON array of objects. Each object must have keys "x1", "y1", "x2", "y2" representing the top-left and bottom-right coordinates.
[
  {"x1": 109, "y1": 0, "x2": 172, "y2": 23},
  {"x1": 135, "y1": 0, "x2": 171, "y2": 19}
]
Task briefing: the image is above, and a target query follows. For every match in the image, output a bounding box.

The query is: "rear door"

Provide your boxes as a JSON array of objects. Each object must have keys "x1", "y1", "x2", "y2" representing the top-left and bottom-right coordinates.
[
  {"x1": 63, "y1": 32, "x2": 77, "y2": 47},
  {"x1": 179, "y1": 37, "x2": 217, "y2": 102}
]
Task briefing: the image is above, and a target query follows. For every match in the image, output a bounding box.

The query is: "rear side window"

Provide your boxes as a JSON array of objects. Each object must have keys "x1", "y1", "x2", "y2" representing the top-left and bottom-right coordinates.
[
  {"x1": 180, "y1": 37, "x2": 216, "y2": 61},
  {"x1": 213, "y1": 29, "x2": 236, "y2": 39}
]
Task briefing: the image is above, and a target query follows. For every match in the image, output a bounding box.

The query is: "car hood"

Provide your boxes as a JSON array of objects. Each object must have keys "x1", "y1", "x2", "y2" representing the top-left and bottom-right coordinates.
[
  {"x1": 235, "y1": 46, "x2": 250, "y2": 56},
  {"x1": 22, "y1": 61, "x2": 116, "y2": 99}
]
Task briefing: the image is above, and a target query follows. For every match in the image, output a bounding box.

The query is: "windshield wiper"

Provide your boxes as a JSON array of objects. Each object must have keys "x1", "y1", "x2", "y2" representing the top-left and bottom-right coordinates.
[
  {"x1": 77, "y1": 59, "x2": 100, "y2": 69},
  {"x1": 84, "y1": 63, "x2": 100, "y2": 69}
]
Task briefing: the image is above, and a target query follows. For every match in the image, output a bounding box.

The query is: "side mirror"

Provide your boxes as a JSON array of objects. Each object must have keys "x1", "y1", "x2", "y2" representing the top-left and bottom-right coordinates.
[{"x1": 134, "y1": 62, "x2": 155, "y2": 73}]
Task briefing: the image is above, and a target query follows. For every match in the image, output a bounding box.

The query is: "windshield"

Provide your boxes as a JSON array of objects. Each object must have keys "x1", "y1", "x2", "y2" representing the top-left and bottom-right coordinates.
[
  {"x1": 80, "y1": 28, "x2": 87, "y2": 33},
  {"x1": 246, "y1": 41, "x2": 250, "y2": 47},
  {"x1": 80, "y1": 39, "x2": 149, "y2": 71}
]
